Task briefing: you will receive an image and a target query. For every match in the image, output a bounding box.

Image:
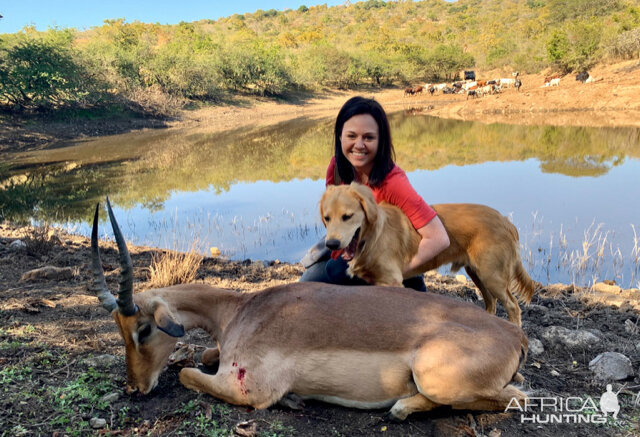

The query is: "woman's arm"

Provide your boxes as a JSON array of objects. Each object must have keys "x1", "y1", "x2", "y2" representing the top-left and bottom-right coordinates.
[{"x1": 403, "y1": 215, "x2": 450, "y2": 278}]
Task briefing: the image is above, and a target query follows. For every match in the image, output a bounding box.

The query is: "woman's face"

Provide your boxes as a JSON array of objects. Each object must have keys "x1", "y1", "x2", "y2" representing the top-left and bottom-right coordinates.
[{"x1": 340, "y1": 114, "x2": 379, "y2": 178}]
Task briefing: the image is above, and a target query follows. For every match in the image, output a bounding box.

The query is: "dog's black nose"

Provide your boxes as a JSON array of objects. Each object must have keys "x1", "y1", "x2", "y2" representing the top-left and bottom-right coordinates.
[{"x1": 325, "y1": 239, "x2": 341, "y2": 250}]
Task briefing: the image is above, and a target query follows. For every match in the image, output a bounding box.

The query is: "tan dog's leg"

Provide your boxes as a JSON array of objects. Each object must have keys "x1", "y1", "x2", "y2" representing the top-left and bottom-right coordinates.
[
  {"x1": 469, "y1": 267, "x2": 522, "y2": 326},
  {"x1": 465, "y1": 267, "x2": 497, "y2": 315},
  {"x1": 389, "y1": 393, "x2": 440, "y2": 421}
]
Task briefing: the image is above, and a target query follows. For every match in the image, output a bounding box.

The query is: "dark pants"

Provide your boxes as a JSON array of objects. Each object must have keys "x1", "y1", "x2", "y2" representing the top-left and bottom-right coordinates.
[{"x1": 299, "y1": 257, "x2": 427, "y2": 292}]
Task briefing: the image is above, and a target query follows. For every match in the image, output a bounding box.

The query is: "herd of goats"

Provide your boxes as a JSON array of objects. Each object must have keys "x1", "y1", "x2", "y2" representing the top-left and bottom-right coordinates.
[{"x1": 404, "y1": 70, "x2": 600, "y2": 99}]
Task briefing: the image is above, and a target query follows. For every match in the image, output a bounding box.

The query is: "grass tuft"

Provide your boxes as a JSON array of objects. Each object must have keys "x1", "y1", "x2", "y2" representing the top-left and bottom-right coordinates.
[{"x1": 148, "y1": 241, "x2": 203, "y2": 288}]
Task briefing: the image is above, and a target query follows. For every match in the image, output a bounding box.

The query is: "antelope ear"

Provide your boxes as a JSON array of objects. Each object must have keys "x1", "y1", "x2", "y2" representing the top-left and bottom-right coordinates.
[
  {"x1": 152, "y1": 301, "x2": 185, "y2": 338},
  {"x1": 349, "y1": 182, "x2": 378, "y2": 224}
]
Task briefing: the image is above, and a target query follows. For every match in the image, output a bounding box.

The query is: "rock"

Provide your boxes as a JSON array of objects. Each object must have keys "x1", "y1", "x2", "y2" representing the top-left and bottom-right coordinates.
[
  {"x1": 624, "y1": 319, "x2": 638, "y2": 335},
  {"x1": 529, "y1": 338, "x2": 545, "y2": 356},
  {"x1": 589, "y1": 352, "x2": 634, "y2": 381},
  {"x1": 541, "y1": 326, "x2": 601, "y2": 350},
  {"x1": 90, "y1": 418, "x2": 106, "y2": 429},
  {"x1": 83, "y1": 354, "x2": 120, "y2": 368},
  {"x1": 591, "y1": 282, "x2": 622, "y2": 294},
  {"x1": 100, "y1": 392, "x2": 120, "y2": 403},
  {"x1": 20, "y1": 266, "x2": 74, "y2": 282},
  {"x1": 550, "y1": 370, "x2": 560, "y2": 377},
  {"x1": 544, "y1": 283, "x2": 575, "y2": 295},
  {"x1": 454, "y1": 274, "x2": 467, "y2": 284},
  {"x1": 10, "y1": 240, "x2": 26, "y2": 250}
]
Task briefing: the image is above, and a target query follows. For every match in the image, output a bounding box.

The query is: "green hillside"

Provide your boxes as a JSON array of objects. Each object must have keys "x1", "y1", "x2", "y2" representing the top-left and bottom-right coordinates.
[{"x1": 1, "y1": 0, "x2": 639, "y2": 112}]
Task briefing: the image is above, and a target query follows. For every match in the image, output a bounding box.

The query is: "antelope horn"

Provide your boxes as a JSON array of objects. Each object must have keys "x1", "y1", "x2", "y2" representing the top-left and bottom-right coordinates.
[
  {"x1": 91, "y1": 203, "x2": 117, "y2": 312},
  {"x1": 106, "y1": 197, "x2": 138, "y2": 316}
]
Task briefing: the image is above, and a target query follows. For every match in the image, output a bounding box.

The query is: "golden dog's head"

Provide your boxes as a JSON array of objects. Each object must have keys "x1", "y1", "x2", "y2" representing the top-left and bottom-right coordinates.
[{"x1": 320, "y1": 183, "x2": 378, "y2": 260}]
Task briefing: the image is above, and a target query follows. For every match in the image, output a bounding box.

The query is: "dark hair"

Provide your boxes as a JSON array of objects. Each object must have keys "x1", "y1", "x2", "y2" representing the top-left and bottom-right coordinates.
[{"x1": 334, "y1": 96, "x2": 396, "y2": 187}]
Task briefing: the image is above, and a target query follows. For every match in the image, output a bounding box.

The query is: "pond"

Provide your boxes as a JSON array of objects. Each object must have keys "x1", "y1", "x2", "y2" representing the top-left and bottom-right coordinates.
[{"x1": 2, "y1": 110, "x2": 640, "y2": 288}]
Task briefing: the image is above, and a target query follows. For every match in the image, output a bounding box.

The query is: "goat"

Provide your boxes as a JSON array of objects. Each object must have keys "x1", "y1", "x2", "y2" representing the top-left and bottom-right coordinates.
[
  {"x1": 549, "y1": 78, "x2": 560, "y2": 87},
  {"x1": 90, "y1": 199, "x2": 528, "y2": 421},
  {"x1": 433, "y1": 83, "x2": 448, "y2": 93},
  {"x1": 514, "y1": 78, "x2": 522, "y2": 92},
  {"x1": 543, "y1": 75, "x2": 560, "y2": 86},
  {"x1": 499, "y1": 78, "x2": 515, "y2": 88},
  {"x1": 404, "y1": 87, "x2": 414, "y2": 97},
  {"x1": 576, "y1": 71, "x2": 589, "y2": 83},
  {"x1": 466, "y1": 90, "x2": 477, "y2": 100},
  {"x1": 413, "y1": 85, "x2": 423, "y2": 95}
]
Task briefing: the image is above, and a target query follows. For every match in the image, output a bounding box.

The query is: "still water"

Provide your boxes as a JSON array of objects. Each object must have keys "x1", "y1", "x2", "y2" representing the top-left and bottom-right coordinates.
[{"x1": 2, "y1": 112, "x2": 639, "y2": 288}]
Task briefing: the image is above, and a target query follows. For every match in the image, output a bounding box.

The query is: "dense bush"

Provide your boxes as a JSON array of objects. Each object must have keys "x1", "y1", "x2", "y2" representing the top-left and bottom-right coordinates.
[{"x1": 0, "y1": 29, "x2": 104, "y2": 109}]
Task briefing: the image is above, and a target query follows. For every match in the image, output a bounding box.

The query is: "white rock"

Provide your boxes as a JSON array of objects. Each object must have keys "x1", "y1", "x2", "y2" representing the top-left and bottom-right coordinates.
[
  {"x1": 541, "y1": 326, "x2": 601, "y2": 350},
  {"x1": 10, "y1": 240, "x2": 26, "y2": 249},
  {"x1": 100, "y1": 392, "x2": 120, "y2": 403},
  {"x1": 589, "y1": 352, "x2": 634, "y2": 381},
  {"x1": 83, "y1": 354, "x2": 120, "y2": 368},
  {"x1": 529, "y1": 338, "x2": 545, "y2": 356},
  {"x1": 90, "y1": 418, "x2": 107, "y2": 429},
  {"x1": 624, "y1": 319, "x2": 638, "y2": 335}
]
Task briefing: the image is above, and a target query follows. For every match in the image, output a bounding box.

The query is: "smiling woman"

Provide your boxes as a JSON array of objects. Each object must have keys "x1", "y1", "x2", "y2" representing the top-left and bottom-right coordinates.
[{"x1": 299, "y1": 96, "x2": 450, "y2": 290}]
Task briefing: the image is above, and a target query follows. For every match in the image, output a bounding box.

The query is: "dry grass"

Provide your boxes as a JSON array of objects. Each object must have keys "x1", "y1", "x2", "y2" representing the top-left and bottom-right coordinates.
[
  {"x1": 147, "y1": 241, "x2": 203, "y2": 288},
  {"x1": 20, "y1": 223, "x2": 58, "y2": 257}
]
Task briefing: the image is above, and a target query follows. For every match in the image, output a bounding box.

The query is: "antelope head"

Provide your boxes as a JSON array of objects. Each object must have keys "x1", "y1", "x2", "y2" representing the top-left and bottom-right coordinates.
[{"x1": 91, "y1": 198, "x2": 185, "y2": 394}]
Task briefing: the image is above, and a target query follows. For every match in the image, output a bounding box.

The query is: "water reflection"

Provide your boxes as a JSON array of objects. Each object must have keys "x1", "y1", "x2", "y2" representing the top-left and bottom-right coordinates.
[{"x1": 1, "y1": 112, "x2": 639, "y2": 287}]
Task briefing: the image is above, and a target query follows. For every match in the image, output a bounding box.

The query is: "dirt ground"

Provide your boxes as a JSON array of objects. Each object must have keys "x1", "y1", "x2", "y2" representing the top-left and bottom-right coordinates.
[
  {"x1": 0, "y1": 222, "x2": 639, "y2": 437},
  {"x1": 1, "y1": 60, "x2": 640, "y2": 436}
]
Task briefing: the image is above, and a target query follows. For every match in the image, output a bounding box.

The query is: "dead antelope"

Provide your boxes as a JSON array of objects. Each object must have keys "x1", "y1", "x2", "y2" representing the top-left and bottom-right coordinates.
[{"x1": 91, "y1": 199, "x2": 528, "y2": 421}]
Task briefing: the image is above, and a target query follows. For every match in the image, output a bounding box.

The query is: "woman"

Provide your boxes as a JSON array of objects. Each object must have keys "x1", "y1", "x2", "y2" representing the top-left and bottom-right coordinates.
[{"x1": 300, "y1": 96, "x2": 450, "y2": 290}]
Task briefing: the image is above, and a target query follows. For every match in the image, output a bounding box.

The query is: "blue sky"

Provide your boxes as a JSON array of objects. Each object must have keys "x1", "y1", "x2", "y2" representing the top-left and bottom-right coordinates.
[{"x1": 0, "y1": 0, "x2": 347, "y2": 34}]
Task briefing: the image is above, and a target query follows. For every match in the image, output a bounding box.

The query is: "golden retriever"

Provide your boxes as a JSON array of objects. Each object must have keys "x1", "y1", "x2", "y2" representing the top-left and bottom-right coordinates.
[{"x1": 320, "y1": 182, "x2": 536, "y2": 326}]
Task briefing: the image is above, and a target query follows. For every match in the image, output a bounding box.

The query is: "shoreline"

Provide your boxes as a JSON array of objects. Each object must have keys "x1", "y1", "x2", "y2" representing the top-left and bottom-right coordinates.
[
  {"x1": 1, "y1": 222, "x2": 638, "y2": 309},
  {"x1": 2, "y1": 60, "x2": 640, "y2": 155}
]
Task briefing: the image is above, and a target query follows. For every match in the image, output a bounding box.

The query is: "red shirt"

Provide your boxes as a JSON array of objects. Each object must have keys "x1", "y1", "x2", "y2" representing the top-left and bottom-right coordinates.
[{"x1": 326, "y1": 156, "x2": 437, "y2": 231}]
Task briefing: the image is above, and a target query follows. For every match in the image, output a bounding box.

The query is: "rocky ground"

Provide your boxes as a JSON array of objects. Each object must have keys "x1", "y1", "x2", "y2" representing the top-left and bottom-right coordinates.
[{"x1": 0, "y1": 223, "x2": 638, "y2": 436}]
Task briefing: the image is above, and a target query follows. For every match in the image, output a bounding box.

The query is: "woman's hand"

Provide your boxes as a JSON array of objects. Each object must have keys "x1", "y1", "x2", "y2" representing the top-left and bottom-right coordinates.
[{"x1": 403, "y1": 216, "x2": 450, "y2": 277}]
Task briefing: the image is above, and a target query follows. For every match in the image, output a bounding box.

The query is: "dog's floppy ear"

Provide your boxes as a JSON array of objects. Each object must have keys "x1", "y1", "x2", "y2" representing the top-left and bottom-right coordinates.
[
  {"x1": 319, "y1": 186, "x2": 337, "y2": 226},
  {"x1": 349, "y1": 182, "x2": 378, "y2": 224}
]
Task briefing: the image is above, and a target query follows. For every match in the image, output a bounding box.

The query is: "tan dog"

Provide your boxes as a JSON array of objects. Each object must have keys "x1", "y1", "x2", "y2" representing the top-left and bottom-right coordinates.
[{"x1": 320, "y1": 183, "x2": 536, "y2": 326}]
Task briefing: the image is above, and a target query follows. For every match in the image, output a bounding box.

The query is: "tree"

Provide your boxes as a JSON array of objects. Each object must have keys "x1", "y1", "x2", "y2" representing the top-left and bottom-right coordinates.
[{"x1": 0, "y1": 29, "x2": 101, "y2": 109}]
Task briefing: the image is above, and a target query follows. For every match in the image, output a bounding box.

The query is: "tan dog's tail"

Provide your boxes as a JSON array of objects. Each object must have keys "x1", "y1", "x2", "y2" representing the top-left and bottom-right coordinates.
[
  {"x1": 511, "y1": 262, "x2": 536, "y2": 304},
  {"x1": 507, "y1": 221, "x2": 537, "y2": 305}
]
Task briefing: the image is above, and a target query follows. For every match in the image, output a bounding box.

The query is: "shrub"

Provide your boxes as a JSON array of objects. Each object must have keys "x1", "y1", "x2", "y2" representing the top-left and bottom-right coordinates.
[
  {"x1": 0, "y1": 29, "x2": 103, "y2": 109},
  {"x1": 606, "y1": 28, "x2": 640, "y2": 60}
]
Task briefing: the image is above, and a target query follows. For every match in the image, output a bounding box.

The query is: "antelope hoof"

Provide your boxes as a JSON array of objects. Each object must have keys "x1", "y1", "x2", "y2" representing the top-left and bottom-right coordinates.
[
  {"x1": 383, "y1": 411, "x2": 406, "y2": 423},
  {"x1": 278, "y1": 393, "x2": 306, "y2": 410}
]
